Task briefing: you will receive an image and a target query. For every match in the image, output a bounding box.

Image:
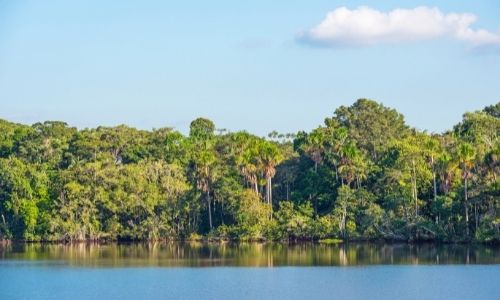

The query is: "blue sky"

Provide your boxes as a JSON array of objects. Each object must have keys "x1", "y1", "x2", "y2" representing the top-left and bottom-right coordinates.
[{"x1": 0, "y1": 0, "x2": 499, "y2": 135}]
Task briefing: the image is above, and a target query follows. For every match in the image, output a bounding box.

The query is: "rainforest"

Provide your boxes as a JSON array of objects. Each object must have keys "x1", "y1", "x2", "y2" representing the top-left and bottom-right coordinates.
[{"x1": 0, "y1": 99, "x2": 498, "y2": 243}]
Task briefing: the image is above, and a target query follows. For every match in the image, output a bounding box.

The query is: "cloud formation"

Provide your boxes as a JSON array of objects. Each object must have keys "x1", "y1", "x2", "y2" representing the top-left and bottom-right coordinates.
[{"x1": 297, "y1": 6, "x2": 500, "y2": 51}]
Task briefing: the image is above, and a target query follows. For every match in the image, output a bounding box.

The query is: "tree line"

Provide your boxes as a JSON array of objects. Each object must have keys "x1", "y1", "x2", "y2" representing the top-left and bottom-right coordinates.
[{"x1": 0, "y1": 99, "x2": 498, "y2": 243}]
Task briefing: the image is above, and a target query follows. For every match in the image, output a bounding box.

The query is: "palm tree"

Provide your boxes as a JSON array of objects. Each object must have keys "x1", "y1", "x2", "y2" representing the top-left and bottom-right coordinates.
[
  {"x1": 425, "y1": 138, "x2": 440, "y2": 201},
  {"x1": 425, "y1": 136, "x2": 442, "y2": 223},
  {"x1": 338, "y1": 142, "x2": 360, "y2": 187},
  {"x1": 457, "y1": 143, "x2": 475, "y2": 237},
  {"x1": 236, "y1": 144, "x2": 259, "y2": 194},
  {"x1": 256, "y1": 141, "x2": 283, "y2": 210},
  {"x1": 304, "y1": 129, "x2": 327, "y2": 172},
  {"x1": 436, "y1": 152, "x2": 458, "y2": 194},
  {"x1": 192, "y1": 143, "x2": 217, "y2": 231},
  {"x1": 230, "y1": 133, "x2": 261, "y2": 194},
  {"x1": 324, "y1": 127, "x2": 349, "y2": 183}
]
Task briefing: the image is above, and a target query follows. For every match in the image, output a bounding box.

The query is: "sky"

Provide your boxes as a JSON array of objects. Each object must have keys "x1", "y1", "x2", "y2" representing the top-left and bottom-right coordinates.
[{"x1": 0, "y1": 0, "x2": 499, "y2": 135}]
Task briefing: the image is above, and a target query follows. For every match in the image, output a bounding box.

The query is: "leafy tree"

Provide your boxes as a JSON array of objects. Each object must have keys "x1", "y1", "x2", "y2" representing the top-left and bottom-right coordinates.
[
  {"x1": 0, "y1": 158, "x2": 48, "y2": 240},
  {"x1": 0, "y1": 101, "x2": 497, "y2": 243},
  {"x1": 456, "y1": 143, "x2": 476, "y2": 237},
  {"x1": 230, "y1": 189, "x2": 271, "y2": 240},
  {"x1": 189, "y1": 118, "x2": 215, "y2": 139},
  {"x1": 329, "y1": 99, "x2": 410, "y2": 160},
  {"x1": 189, "y1": 118, "x2": 218, "y2": 231},
  {"x1": 483, "y1": 102, "x2": 499, "y2": 118}
]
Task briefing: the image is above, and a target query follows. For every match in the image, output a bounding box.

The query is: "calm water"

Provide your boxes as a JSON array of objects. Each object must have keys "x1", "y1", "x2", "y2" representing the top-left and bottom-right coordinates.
[{"x1": 1, "y1": 242, "x2": 499, "y2": 299}]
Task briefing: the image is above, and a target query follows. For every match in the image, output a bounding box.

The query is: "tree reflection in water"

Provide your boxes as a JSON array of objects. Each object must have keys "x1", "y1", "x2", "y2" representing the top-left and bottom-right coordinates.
[{"x1": 0, "y1": 242, "x2": 498, "y2": 267}]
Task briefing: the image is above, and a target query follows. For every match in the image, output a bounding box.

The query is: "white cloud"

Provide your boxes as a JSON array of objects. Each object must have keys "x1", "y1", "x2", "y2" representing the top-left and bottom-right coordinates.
[{"x1": 297, "y1": 6, "x2": 500, "y2": 50}]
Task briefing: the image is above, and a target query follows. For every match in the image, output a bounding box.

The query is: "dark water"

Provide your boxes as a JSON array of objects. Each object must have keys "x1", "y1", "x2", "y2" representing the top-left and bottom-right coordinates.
[{"x1": 1, "y1": 242, "x2": 499, "y2": 299}]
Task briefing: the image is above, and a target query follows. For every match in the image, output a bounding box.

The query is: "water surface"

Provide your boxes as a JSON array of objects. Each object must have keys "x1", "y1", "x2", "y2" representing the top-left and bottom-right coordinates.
[
  {"x1": 1, "y1": 242, "x2": 499, "y2": 267},
  {"x1": 1, "y1": 242, "x2": 499, "y2": 299}
]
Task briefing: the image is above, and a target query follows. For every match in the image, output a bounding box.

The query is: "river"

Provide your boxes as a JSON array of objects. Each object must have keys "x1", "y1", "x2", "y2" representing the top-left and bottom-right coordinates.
[{"x1": 1, "y1": 242, "x2": 498, "y2": 299}]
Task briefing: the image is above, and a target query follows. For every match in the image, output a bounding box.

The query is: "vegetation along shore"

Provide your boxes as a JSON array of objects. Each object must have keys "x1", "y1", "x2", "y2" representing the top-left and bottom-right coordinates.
[{"x1": 0, "y1": 99, "x2": 498, "y2": 243}]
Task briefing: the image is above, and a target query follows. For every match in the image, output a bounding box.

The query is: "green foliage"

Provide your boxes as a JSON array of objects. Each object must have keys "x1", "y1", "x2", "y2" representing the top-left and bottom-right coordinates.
[
  {"x1": 0, "y1": 157, "x2": 48, "y2": 240},
  {"x1": 329, "y1": 98, "x2": 410, "y2": 160},
  {"x1": 0, "y1": 100, "x2": 498, "y2": 243},
  {"x1": 189, "y1": 118, "x2": 215, "y2": 139},
  {"x1": 229, "y1": 189, "x2": 272, "y2": 240},
  {"x1": 268, "y1": 201, "x2": 317, "y2": 240},
  {"x1": 318, "y1": 238, "x2": 343, "y2": 244}
]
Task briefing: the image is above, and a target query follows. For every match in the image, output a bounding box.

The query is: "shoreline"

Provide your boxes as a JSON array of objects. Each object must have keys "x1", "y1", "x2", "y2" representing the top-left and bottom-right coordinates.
[{"x1": 2, "y1": 238, "x2": 497, "y2": 246}]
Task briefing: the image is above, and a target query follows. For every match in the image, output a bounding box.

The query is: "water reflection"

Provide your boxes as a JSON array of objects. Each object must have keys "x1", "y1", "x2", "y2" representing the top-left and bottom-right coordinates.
[{"x1": 0, "y1": 242, "x2": 498, "y2": 267}]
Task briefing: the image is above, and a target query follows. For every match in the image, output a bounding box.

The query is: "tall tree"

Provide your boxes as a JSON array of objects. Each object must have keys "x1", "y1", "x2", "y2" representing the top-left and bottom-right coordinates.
[
  {"x1": 189, "y1": 118, "x2": 218, "y2": 231},
  {"x1": 256, "y1": 140, "x2": 283, "y2": 210},
  {"x1": 457, "y1": 143, "x2": 476, "y2": 237},
  {"x1": 330, "y1": 99, "x2": 410, "y2": 160}
]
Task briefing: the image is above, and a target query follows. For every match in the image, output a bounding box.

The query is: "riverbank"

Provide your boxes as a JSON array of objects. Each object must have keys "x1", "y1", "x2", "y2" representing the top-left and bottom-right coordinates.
[{"x1": 2, "y1": 236, "x2": 498, "y2": 246}]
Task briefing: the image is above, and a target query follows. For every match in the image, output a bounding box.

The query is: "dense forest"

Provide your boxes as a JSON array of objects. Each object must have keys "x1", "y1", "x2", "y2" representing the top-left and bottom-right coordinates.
[{"x1": 0, "y1": 99, "x2": 498, "y2": 243}]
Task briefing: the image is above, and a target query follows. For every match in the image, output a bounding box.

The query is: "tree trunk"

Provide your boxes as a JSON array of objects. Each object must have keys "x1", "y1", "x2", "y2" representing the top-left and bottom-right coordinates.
[
  {"x1": 433, "y1": 171, "x2": 438, "y2": 224},
  {"x1": 464, "y1": 177, "x2": 469, "y2": 237},
  {"x1": 1, "y1": 214, "x2": 6, "y2": 229},
  {"x1": 474, "y1": 203, "x2": 478, "y2": 233},
  {"x1": 343, "y1": 205, "x2": 347, "y2": 238},
  {"x1": 433, "y1": 172, "x2": 437, "y2": 202},
  {"x1": 412, "y1": 160, "x2": 418, "y2": 218},
  {"x1": 269, "y1": 177, "x2": 272, "y2": 206},
  {"x1": 207, "y1": 191, "x2": 213, "y2": 230},
  {"x1": 265, "y1": 176, "x2": 272, "y2": 206},
  {"x1": 266, "y1": 176, "x2": 273, "y2": 220}
]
